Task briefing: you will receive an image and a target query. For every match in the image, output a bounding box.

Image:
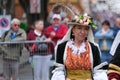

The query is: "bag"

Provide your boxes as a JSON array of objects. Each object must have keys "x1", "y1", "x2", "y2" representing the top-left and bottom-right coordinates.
[
  {"x1": 37, "y1": 43, "x2": 48, "y2": 53},
  {"x1": 36, "y1": 36, "x2": 48, "y2": 55}
]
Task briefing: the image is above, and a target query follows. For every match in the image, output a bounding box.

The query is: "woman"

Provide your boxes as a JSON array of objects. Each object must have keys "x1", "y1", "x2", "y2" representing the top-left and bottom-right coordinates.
[
  {"x1": 51, "y1": 13, "x2": 102, "y2": 80},
  {"x1": 26, "y1": 20, "x2": 51, "y2": 80},
  {"x1": 107, "y1": 31, "x2": 120, "y2": 80},
  {"x1": 95, "y1": 20, "x2": 114, "y2": 63}
]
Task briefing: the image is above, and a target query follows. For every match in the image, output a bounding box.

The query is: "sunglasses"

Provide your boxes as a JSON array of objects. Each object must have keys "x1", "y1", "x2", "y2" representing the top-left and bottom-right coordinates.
[{"x1": 14, "y1": 24, "x2": 20, "y2": 27}]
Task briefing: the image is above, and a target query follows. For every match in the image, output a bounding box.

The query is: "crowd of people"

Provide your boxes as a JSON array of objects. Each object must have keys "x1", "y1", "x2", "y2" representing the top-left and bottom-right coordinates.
[
  {"x1": 0, "y1": 12, "x2": 120, "y2": 80},
  {"x1": 0, "y1": 13, "x2": 68, "y2": 80}
]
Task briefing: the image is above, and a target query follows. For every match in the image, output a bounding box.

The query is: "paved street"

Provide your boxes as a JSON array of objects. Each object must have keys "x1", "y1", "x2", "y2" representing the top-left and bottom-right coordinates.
[
  {"x1": 19, "y1": 63, "x2": 33, "y2": 80},
  {"x1": 0, "y1": 47, "x2": 55, "y2": 80},
  {"x1": 0, "y1": 47, "x2": 33, "y2": 80}
]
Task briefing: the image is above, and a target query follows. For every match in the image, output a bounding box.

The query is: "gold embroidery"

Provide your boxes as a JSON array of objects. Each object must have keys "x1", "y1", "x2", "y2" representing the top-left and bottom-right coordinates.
[{"x1": 66, "y1": 69, "x2": 92, "y2": 80}]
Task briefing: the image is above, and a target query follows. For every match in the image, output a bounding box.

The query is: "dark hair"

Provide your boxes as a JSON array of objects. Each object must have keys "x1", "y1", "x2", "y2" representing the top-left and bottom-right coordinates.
[
  {"x1": 70, "y1": 31, "x2": 74, "y2": 39},
  {"x1": 34, "y1": 19, "x2": 44, "y2": 25},
  {"x1": 102, "y1": 20, "x2": 110, "y2": 27},
  {"x1": 70, "y1": 25, "x2": 76, "y2": 39}
]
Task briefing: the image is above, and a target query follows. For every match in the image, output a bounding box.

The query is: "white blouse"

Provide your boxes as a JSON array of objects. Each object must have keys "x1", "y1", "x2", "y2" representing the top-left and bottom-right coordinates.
[{"x1": 67, "y1": 40, "x2": 86, "y2": 55}]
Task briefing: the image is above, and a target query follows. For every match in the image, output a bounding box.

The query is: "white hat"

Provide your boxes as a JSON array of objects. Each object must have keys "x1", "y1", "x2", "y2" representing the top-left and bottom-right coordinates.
[{"x1": 52, "y1": 14, "x2": 61, "y2": 20}]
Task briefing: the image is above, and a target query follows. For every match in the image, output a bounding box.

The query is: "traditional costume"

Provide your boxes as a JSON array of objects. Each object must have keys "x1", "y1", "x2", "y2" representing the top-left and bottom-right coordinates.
[
  {"x1": 51, "y1": 13, "x2": 108, "y2": 80},
  {"x1": 107, "y1": 31, "x2": 120, "y2": 80}
]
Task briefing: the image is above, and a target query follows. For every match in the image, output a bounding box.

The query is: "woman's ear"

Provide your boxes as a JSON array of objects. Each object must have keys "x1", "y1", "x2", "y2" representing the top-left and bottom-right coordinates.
[{"x1": 70, "y1": 29, "x2": 74, "y2": 39}]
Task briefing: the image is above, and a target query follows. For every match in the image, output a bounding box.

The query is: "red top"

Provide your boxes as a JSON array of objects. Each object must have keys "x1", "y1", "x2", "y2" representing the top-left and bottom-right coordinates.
[
  {"x1": 44, "y1": 24, "x2": 68, "y2": 53},
  {"x1": 44, "y1": 24, "x2": 68, "y2": 44}
]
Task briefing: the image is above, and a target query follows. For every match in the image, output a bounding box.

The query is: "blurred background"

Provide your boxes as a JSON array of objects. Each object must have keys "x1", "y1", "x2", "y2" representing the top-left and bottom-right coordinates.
[
  {"x1": 0, "y1": 0, "x2": 120, "y2": 30},
  {"x1": 0, "y1": 0, "x2": 120, "y2": 80}
]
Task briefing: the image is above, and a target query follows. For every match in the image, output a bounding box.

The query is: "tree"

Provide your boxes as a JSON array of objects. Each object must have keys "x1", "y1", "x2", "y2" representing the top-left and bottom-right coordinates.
[
  {"x1": 19, "y1": 0, "x2": 48, "y2": 27},
  {"x1": 0, "y1": 0, "x2": 15, "y2": 16}
]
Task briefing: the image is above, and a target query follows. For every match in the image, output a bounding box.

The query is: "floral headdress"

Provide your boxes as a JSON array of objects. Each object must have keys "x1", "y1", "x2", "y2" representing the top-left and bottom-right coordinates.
[{"x1": 69, "y1": 13, "x2": 97, "y2": 29}]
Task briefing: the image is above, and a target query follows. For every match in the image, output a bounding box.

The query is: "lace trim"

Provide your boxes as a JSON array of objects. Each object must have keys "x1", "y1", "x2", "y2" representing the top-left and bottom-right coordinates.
[{"x1": 67, "y1": 40, "x2": 86, "y2": 54}]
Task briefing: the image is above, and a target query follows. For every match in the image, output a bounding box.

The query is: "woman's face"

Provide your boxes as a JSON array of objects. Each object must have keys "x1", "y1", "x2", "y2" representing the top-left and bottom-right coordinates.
[
  {"x1": 72, "y1": 25, "x2": 89, "y2": 42},
  {"x1": 102, "y1": 24, "x2": 110, "y2": 31}
]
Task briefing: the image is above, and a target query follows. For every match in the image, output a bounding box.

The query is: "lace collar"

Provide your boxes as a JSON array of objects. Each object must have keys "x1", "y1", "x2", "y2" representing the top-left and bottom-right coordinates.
[{"x1": 67, "y1": 40, "x2": 86, "y2": 55}]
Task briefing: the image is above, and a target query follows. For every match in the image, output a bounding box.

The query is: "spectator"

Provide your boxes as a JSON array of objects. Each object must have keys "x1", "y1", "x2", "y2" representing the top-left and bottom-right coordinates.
[
  {"x1": 44, "y1": 14, "x2": 68, "y2": 57},
  {"x1": 26, "y1": 20, "x2": 51, "y2": 80},
  {"x1": 95, "y1": 20, "x2": 114, "y2": 63},
  {"x1": 107, "y1": 31, "x2": 120, "y2": 80},
  {"x1": 62, "y1": 17, "x2": 70, "y2": 26},
  {"x1": 0, "y1": 18, "x2": 26, "y2": 80},
  {"x1": 113, "y1": 17, "x2": 120, "y2": 37}
]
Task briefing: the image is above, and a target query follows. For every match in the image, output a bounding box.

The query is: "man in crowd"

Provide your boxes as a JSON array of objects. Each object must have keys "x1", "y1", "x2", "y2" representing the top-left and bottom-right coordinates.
[
  {"x1": 113, "y1": 17, "x2": 120, "y2": 37},
  {"x1": 0, "y1": 18, "x2": 26, "y2": 80}
]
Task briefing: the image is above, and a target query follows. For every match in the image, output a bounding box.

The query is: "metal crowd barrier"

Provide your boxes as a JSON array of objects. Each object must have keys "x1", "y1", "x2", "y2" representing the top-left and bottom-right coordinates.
[
  {"x1": 0, "y1": 40, "x2": 55, "y2": 80},
  {"x1": 94, "y1": 37, "x2": 114, "y2": 43}
]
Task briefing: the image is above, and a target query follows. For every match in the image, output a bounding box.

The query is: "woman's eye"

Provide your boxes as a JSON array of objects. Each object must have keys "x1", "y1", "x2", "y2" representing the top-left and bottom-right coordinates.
[
  {"x1": 85, "y1": 28, "x2": 89, "y2": 31},
  {"x1": 75, "y1": 27, "x2": 81, "y2": 30}
]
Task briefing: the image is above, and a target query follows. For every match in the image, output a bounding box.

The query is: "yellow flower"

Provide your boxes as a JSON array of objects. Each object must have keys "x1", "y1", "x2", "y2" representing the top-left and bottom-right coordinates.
[{"x1": 87, "y1": 18, "x2": 91, "y2": 23}]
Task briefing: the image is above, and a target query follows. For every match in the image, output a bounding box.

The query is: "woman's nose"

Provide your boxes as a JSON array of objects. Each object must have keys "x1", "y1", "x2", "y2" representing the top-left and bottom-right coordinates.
[{"x1": 80, "y1": 29, "x2": 86, "y2": 33}]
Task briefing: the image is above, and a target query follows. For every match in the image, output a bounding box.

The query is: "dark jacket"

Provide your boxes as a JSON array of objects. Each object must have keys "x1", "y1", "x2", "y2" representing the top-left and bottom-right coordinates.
[{"x1": 108, "y1": 43, "x2": 120, "y2": 80}]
